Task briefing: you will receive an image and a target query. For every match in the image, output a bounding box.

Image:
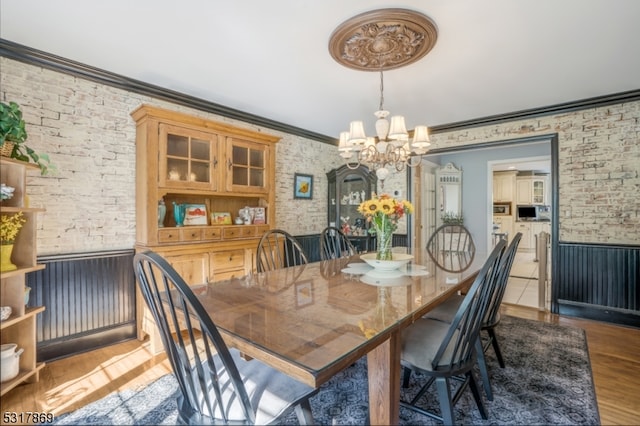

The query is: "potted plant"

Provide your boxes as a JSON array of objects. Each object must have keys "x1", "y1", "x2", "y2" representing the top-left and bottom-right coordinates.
[
  {"x1": 0, "y1": 101, "x2": 53, "y2": 175},
  {"x1": 441, "y1": 211, "x2": 464, "y2": 226}
]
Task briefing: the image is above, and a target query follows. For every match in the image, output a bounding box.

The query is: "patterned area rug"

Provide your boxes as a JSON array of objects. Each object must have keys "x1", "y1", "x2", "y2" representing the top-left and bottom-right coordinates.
[{"x1": 54, "y1": 315, "x2": 600, "y2": 425}]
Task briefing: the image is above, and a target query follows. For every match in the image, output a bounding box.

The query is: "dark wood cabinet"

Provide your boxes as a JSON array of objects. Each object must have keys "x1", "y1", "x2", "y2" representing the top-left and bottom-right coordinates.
[{"x1": 326, "y1": 165, "x2": 376, "y2": 252}]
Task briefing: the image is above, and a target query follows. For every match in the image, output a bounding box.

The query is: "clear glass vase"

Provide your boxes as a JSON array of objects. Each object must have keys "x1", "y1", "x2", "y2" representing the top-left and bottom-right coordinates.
[{"x1": 376, "y1": 227, "x2": 393, "y2": 260}]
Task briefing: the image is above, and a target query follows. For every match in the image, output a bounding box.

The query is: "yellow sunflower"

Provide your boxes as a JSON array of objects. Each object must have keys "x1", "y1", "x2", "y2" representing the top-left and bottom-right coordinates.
[
  {"x1": 358, "y1": 199, "x2": 380, "y2": 216},
  {"x1": 379, "y1": 199, "x2": 395, "y2": 216}
]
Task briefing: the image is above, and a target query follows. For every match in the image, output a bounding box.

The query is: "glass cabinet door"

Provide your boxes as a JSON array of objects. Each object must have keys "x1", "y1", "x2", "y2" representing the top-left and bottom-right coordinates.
[
  {"x1": 532, "y1": 179, "x2": 545, "y2": 204},
  {"x1": 225, "y1": 137, "x2": 270, "y2": 193},
  {"x1": 159, "y1": 124, "x2": 217, "y2": 190},
  {"x1": 327, "y1": 165, "x2": 376, "y2": 238}
]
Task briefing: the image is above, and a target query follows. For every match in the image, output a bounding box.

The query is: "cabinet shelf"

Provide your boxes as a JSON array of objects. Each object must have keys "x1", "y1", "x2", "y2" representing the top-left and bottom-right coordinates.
[
  {"x1": 1, "y1": 157, "x2": 46, "y2": 399},
  {"x1": 0, "y1": 362, "x2": 45, "y2": 397},
  {"x1": 0, "y1": 306, "x2": 46, "y2": 330},
  {"x1": 0, "y1": 263, "x2": 45, "y2": 279}
]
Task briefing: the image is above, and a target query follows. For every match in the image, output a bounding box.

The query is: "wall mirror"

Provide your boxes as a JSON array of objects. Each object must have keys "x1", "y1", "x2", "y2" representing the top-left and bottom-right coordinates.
[{"x1": 436, "y1": 163, "x2": 462, "y2": 224}]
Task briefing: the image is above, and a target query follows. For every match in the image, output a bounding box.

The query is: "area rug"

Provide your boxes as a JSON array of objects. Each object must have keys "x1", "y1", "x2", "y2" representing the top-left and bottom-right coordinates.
[{"x1": 54, "y1": 315, "x2": 600, "y2": 425}]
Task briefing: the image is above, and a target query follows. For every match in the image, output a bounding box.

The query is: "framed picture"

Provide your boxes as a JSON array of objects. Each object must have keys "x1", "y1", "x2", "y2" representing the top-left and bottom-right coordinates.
[
  {"x1": 184, "y1": 204, "x2": 208, "y2": 225},
  {"x1": 253, "y1": 207, "x2": 266, "y2": 224},
  {"x1": 211, "y1": 211, "x2": 232, "y2": 225},
  {"x1": 295, "y1": 280, "x2": 314, "y2": 308},
  {"x1": 294, "y1": 173, "x2": 313, "y2": 199}
]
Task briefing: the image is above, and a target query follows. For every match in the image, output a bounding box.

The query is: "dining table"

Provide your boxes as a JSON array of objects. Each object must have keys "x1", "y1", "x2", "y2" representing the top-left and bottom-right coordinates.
[{"x1": 193, "y1": 248, "x2": 487, "y2": 425}]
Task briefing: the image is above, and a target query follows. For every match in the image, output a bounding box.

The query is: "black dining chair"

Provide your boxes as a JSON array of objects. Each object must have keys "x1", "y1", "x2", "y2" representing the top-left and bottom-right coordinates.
[
  {"x1": 319, "y1": 226, "x2": 357, "y2": 260},
  {"x1": 256, "y1": 229, "x2": 309, "y2": 272},
  {"x1": 426, "y1": 224, "x2": 476, "y2": 272},
  {"x1": 399, "y1": 239, "x2": 506, "y2": 425},
  {"x1": 422, "y1": 232, "x2": 523, "y2": 401},
  {"x1": 133, "y1": 251, "x2": 318, "y2": 425}
]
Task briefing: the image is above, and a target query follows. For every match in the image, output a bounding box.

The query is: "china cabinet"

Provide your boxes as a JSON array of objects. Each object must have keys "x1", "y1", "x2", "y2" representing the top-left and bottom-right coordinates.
[
  {"x1": 0, "y1": 157, "x2": 46, "y2": 397},
  {"x1": 327, "y1": 165, "x2": 376, "y2": 253},
  {"x1": 131, "y1": 105, "x2": 279, "y2": 353}
]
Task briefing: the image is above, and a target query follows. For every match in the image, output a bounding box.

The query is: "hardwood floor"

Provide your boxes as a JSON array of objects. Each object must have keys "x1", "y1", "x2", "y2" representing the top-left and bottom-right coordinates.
[{"x1": 1, "y1": 304, "x2": 639, "y2": 425}]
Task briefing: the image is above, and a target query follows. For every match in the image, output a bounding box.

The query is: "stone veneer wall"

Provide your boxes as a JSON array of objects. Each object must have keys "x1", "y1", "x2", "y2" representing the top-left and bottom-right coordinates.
[
  {"x1": 0, "y1": 58, "x2": 345, "y2": 255},
  {"x1": 430, "y1": 102, "x2": 640, "y2": 245},
  {"x1": 2, "y1": 57, "x2": 636, "y2": 252}
]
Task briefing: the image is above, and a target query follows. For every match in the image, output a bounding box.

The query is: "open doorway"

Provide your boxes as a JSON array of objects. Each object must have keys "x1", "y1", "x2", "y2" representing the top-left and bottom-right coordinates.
[
  {"x1": 489, "y1": 156, "x2": 551, "y2": 310},
  {"x1": 410, "y1": 134, "x2": 557, "y2": 312}
]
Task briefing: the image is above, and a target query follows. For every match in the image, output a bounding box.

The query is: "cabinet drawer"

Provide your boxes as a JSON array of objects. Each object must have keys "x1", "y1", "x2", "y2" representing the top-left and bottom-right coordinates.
[
  {"x1": 181, "y1": 228, "x2": 202, "y2": 242},
  {"x1": 158, "y1": 228, "x2": 181, "y2": 243},
  {"x1": 211, "y1": 249, "x2": 246, "y2": 270},
  {"x1": 203, "y1": 228, "x2": 222, "y2": 241},
  {"x1": 222, "y1": 226, "x2": 255, "y2": 240}
]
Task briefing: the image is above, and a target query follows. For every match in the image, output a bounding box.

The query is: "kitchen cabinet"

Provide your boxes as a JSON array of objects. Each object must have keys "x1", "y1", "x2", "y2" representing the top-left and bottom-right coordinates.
[
  {"x1": 327, "y1": 165, "x2": 376, "y2": 252},
  {"x1": 516, "y1": 176, "x2": 548, "y2": 205},
  {"x1": 0, "y1": 158, "x2": 46, "y2": 397},
  {"x1": 131, "y1": 105, "x2": 279, "y2": 352},
  {"x1": 515, "y1": 221, "x2": 551, "y2": 250},
  {"x1": 493, "y1": 171, "x2": 517, "y2": 202},
  {"x1": 493, "y1": 215, "x2": 514, "y2": 239}
]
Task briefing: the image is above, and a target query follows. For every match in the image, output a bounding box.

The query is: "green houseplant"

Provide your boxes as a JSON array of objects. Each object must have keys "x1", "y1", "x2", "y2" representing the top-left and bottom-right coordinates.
[
  {"x1": 0, "y1": 101, "x2": 53, "y2": 175},
  {"x1": 441, "y1": 211, "x2": 464, "y2": 226}
]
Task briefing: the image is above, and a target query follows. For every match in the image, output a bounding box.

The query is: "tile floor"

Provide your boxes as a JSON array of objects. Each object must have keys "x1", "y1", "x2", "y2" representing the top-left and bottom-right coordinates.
[{"x1": 503, "y1": 249, "x2": 550, "y2": 309}]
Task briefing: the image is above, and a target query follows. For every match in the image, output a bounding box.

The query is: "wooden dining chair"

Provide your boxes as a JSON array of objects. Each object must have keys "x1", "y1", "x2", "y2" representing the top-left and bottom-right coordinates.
[
  {"x1": 426, "y1": 224, "x2": 476, "y2": 272},
  {"x1": 400, "y1": 239, "x2": 506, "y2": 425},
  {"x1": 256, "y1": 229, "x2": 309, "y2": 273},
  {"x1": 133, "y1": 251, "x2": 318, "y2": 425},
  {"x1": 319, "y1": 226, "x2": 357, "y2": 260},
  {"x1": 421, "y1": 232, "x2": 523, "y2": 401}
]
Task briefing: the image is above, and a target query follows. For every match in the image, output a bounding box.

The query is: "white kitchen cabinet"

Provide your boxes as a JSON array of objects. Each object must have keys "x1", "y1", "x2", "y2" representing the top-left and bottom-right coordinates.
[
  {"x1": 514, "y1": 222, "x2": 533, "y2": 249},
  {"x1": 516, "y1": 176, "x2": 548, "y2": 205},
  {"x1": 493, "y1": 171, "x2": 517, "y2": 202},
  {"x1": 493, "y1": 215, "x2": 514, "y2": 239}
]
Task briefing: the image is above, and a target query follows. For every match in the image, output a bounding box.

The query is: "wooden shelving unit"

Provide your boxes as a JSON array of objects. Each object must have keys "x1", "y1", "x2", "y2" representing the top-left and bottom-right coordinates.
[
  {"x1": 131, "y1": 105, "x2": 280, "y2": 354},
  {"x1": 0, "y1": 157, "x2": 46, "y2": 397}
]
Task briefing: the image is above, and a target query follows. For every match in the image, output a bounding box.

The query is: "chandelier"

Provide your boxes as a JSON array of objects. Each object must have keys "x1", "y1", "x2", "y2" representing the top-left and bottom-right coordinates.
[
  {"x1": 337, "y1": 70, "x2": 431, "y2": 182},
  {"x1": 328, "y1": 8, "x2": 438, "y2": 182}
]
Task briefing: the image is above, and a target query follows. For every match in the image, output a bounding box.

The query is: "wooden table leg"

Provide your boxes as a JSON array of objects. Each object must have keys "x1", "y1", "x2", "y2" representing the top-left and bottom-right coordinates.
[{"x1": 367, "y1": 333, "x2": 401, "y2": 425}]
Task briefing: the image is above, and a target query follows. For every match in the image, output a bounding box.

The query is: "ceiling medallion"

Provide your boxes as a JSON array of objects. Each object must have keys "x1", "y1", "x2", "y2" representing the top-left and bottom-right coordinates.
[{"x1": 328, "y1": 8, "x2": 438, "y2": 71}]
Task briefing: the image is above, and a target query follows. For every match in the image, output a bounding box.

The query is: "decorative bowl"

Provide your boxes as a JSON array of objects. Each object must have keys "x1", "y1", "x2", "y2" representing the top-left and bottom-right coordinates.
[
  {"x1": 360, "y1": 269, "x2": 413, "y2": 287},
  {"x1": 0, "y1": 306, "x2": 11, "y2": 321},
  {"x1": 360, "y1": 253, "x2": 414, "y2": 271}
]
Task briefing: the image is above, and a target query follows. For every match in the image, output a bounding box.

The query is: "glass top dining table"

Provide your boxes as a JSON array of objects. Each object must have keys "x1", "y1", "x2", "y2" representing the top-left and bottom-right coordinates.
[{"x1": 193, "y1": 248, "x2": 486, "y2": 425}]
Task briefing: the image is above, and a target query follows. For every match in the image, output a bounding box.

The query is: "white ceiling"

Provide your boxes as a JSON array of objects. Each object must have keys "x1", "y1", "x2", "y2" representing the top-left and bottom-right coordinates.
[{"x1": 2, "y1": 0, "x2": 640, "y2": 143}]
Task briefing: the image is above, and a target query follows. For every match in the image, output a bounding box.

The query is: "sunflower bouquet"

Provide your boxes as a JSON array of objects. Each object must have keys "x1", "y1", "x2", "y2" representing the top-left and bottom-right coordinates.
[{"x1": 358, "y1": 193, "x2": 413, "y2": 260}]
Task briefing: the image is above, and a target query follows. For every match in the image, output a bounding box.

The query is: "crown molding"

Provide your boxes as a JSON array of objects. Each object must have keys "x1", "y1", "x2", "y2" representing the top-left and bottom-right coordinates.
[{"x1": 2, "y1": 39, "x2": 638, "y2": 146}]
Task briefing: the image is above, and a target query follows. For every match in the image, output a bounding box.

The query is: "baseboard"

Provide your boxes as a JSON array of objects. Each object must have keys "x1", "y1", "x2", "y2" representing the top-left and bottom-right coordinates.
[
  {"x1": 558, "y1": 300, "x2": 640, "y2": 329},
  {"x1": 37, "y1": 323, "x2": 137, "y2": 362}
]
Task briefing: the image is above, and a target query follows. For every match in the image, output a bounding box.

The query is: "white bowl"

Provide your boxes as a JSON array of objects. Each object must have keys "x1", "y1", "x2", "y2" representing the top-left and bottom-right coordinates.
[
  {"x1": 0, "y1": 306, "x2": 11, "y2": 321},
  {"x1": 360, "y1": 269, "x2": 413, "y2": 287},
  {"x1": 360, "y1": 253, "x2": 414, "y2": 271}
]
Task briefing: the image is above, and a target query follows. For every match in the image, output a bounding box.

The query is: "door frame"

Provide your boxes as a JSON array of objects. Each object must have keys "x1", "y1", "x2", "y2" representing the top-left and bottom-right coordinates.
[{"x1": 408, "y1": 133, "x2": 559, "y2": 312}]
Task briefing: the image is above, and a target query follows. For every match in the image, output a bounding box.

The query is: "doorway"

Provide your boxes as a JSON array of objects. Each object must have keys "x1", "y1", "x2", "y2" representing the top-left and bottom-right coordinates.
[{"x1": 410, "y1": 134, "x2": 558, "y2": 312}]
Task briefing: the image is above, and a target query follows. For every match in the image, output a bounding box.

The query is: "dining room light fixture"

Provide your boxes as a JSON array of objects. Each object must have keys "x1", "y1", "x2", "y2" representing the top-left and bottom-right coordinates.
[{"x1": 329, "y1": 8, "x2": 438, "y2": 183}]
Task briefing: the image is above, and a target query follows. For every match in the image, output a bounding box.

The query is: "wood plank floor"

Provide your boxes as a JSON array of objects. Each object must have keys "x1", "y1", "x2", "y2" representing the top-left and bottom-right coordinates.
[{"x1": 1, "y1": 304, "x2": 639, "y2": 425}]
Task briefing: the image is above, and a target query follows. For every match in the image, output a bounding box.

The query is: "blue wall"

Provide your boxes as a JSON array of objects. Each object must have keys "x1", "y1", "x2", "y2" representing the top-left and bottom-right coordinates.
[{"x1": 427, "y1": 140, "x2": 551, "y2": 250}]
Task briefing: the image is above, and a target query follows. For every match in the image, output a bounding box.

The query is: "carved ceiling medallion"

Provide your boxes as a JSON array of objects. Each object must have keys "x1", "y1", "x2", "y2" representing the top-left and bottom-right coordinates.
[{"x1": 329, "y1": 8, "x2": 438, "y2": 71}]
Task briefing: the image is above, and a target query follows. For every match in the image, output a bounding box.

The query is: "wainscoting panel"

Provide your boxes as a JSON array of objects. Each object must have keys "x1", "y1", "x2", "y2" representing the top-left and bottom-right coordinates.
[
  {"x1": 26, "y1": 250, "x2": 136, "y2": 361},
  {"x1": 555, "y1": 242, "x2": 639, "y2": 327}
]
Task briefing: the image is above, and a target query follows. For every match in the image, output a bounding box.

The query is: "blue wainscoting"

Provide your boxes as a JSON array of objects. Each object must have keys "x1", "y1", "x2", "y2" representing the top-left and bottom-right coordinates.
[
  {"x1": 26, "y1": 250, "x2": 136, "y2": 362},
  {"x1": 555, "y1": 242, "x2": 640, "y2": 327}
]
